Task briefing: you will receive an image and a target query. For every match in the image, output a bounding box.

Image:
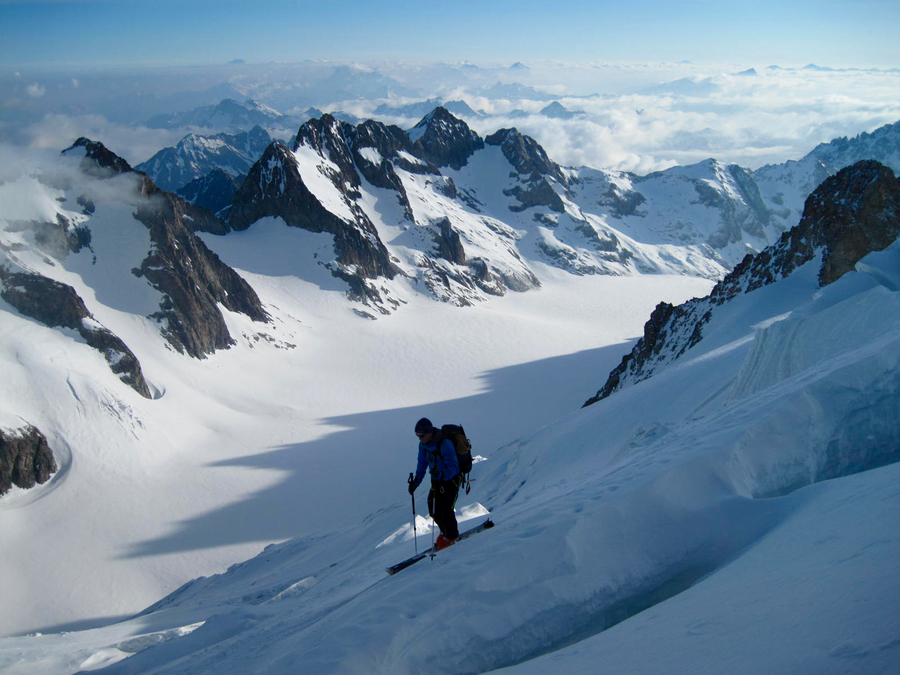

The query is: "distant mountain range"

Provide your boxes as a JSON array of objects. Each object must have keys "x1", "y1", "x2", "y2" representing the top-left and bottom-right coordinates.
[
  {"x1": 145, "y1": 98, "x2": 302, "y2": 132},
  {"x1": 135, "y1": 125, "x2": 273, "y2": 192},
  {"x1": 131, "y1": 108, "x2": 900, "y2": 315}
]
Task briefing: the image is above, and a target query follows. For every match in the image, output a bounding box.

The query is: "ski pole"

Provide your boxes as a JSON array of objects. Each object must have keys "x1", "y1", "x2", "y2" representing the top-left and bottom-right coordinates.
[{"x1": 408, "y1": 473, "x2": 418, "y2": 555}]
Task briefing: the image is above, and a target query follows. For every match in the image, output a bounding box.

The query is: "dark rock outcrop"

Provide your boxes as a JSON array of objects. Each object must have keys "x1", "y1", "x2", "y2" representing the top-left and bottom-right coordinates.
[
  {"x1": 485, "y1": 128, "x2": 567, "y2": 185},
  {"x1": 295, "y1": 115, "x2": 361, "y2": 192},
  {"x1": 486, "y1": 128, "x2": 568, "y2": 214},
  {"x1": 64, "y1": 137, "x2": 133, "y2": 175},
  {"x1": 62, "y1": 138, "x2": 268, "y2": 356},
  {"x1": 584, "y1": 160, "x2": 900, "y2": 407},
  {"x1": 410, "y1": 107, "x2": 484, "y2": 170},
  {"x1": 0, "y1": 424, "x2": 57, "y2": 496},
  {"x1": 796, "y1": 159, "x2": 900, "y2": 286},
  {"x1": 0, "y1": 270, "x2": 152, "y2": 397},
  {"x1": 433, "y1": 217, "x2": 466, "y2": 265},
  {"x1": 134, "y1": 191, "x2": 269, "y2": 357}
]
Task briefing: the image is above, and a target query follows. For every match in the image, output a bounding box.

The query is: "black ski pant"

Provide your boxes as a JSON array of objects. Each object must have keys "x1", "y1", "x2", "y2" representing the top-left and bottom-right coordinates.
[{"x1": 427, "y1": 475, "x2": 462, "y2": 539}]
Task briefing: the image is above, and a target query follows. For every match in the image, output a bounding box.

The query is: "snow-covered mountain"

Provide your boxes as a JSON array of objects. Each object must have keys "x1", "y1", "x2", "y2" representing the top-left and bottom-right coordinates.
[
  {"x1": 585, "y1": 159, "x2": 900, "y2": 404},
  {"x1": 0, "y1": 137, "x2": 268, "y2": 374},
  {"x1": 222, "y1": 107, "x2": 737, "y2": 313},
  {"x1": 145, "y1": 99, "x2": 292, "y2": 133},
  {"x1": 754, "y1": 120, "x2": 900, "y2": 231},
  {"x1": 135, "y1": 126, "x2": 272, "y2": 192},
  {"x1": 179, "y1": 111, "x2": 900, "y2": 315},
  {"x1": 2, "y1": 103, "x2": 900, "y2": 673},
  {"x1": 3, "y1": 152, "x2": 896, "y2": 674}
]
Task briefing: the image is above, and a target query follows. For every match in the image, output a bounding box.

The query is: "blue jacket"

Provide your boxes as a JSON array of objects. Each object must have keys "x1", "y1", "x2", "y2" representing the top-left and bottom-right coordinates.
[{"x1": 412, "y1": 437, "x2": 460, "y2": 489}]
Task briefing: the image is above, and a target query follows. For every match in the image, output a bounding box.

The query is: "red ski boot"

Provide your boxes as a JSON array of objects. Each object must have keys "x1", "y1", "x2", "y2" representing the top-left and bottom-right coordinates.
[{"x1": 434, "y1": 534, "x2": 458, "y2": 551}]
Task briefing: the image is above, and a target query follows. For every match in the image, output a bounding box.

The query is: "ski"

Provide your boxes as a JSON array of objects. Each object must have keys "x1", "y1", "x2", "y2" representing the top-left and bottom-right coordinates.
[{"x1": 386, "y1": 519, "x2": 495, "y2": 575}]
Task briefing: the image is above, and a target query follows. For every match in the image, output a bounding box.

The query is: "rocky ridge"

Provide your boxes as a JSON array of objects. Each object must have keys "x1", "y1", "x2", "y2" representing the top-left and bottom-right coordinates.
[
  {"x1": 584, "y1": 160, "x2": 900, "y2": 406},
  {"x1": 0, "y1": 269, "x2": 152, "y2": 397},
  {"x1": 50, "y1": 139, "x2": 269, "y2": 359},
  {"x1": 225, "y1": 108, "x2": 663, "y2": 309}
]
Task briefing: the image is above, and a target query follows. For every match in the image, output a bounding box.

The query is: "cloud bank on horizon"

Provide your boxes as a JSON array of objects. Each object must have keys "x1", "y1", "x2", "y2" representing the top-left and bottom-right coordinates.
[{"x1": 2, "y1": 59, "x2": 898, "y2": 177}]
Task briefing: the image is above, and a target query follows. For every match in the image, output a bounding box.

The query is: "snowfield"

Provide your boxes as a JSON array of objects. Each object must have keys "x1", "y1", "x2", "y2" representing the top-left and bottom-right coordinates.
[{"x1": 1, "y1": 177, "x2": 897, "y2": 673}]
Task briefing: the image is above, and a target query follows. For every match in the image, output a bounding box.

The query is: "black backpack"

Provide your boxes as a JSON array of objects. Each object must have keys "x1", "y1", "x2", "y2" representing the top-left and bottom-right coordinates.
[{"x1": 435, "y1": 423, "x2": 474, "y2": 475}]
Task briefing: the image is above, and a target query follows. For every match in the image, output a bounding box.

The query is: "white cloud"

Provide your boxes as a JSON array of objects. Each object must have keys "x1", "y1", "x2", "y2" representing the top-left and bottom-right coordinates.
[
  {"x1": 324, "y1": 62, "x2": 898, "y2": 173},
  {"x1": 3, "y1": 61, "x2": 899, "y2": 177},
  {"x1": 23, "y1": 114, "x2": 188, "y2": 166},
  {"x1": 25, "y1": 83, "x2": 45, "y2": 98}
]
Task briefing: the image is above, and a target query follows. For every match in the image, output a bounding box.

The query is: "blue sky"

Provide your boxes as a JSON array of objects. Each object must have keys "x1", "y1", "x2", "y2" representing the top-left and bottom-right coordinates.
[{"x1": 1, "y1": 0, "x2": 898, "y2": 69}]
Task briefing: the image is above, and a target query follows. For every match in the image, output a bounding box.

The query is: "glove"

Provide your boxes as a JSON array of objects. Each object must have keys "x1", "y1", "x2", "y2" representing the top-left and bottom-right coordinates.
[{"x1": 408, "y1": 482, "x2": 416, "y2": 495}]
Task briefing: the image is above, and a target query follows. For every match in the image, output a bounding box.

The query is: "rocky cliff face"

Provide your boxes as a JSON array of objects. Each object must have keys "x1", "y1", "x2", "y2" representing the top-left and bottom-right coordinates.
[
  {"x1": 134, "y1": 191, "x2": 270, "y2": 357},
  {"x1": 486, "y1": 128, "x2": 568, "y2": 214},
  {"x1": 229, "y1": 139, "x2": 400, "y2": 308},
  {"x1": 66, "y1": 137, "x2": 134, "y2": 176},
  {"x1": 60, "y1": 138, "x2": 269, "y2": 358},
  {"x1": 0, "y1": 269, "x2": 152, "y2": 397},
  {"x1": 226, "y1": 108, "x2": 637, "y2": 309},
  {"x1": 0, "y1": 424, "x2": 57, "y2": 496},
  {"x1": 219, "y1": 112, "x2": 900, "y2": 313},
  {"x1": 584, "y1": 160, "x2": 900, "y2": 406}
]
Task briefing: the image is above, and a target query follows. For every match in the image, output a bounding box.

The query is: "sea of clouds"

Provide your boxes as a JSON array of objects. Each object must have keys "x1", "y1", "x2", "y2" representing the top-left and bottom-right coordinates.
[{"x1": 1, "y1": 60, "x2": 898, "y2": 176}]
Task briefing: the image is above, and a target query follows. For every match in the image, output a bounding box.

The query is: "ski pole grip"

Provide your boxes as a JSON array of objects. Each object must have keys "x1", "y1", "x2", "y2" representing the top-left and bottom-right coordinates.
[{"x1": 408, "y1": 472, "x2": 414, "y2": 485}]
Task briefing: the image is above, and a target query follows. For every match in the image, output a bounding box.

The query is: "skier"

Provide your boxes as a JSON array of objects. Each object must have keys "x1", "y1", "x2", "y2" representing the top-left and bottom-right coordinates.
[{"x1": 408, "y1": 417, "x2": 462, "y2": 550}]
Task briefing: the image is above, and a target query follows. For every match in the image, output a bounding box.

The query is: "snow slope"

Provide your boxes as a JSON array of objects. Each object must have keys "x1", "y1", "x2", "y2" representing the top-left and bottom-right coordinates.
[
  {"x1": 1, "y1": 235, "x2": 896, "y2": 672},
  {"x1": 0, "y1": 159, "x2": 713, "y2": 639}
]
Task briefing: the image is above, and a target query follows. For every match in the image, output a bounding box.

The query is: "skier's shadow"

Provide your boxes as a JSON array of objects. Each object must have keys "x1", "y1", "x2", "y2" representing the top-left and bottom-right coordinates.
[{"x1": 122, "y1": 344, "x2": 628, "y2": 557}]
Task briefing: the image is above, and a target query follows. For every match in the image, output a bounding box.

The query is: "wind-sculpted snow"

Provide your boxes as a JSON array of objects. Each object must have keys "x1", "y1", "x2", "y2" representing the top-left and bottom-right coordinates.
[{"x1": 55, "y1": 243, "x2": 900, "y2": 675}]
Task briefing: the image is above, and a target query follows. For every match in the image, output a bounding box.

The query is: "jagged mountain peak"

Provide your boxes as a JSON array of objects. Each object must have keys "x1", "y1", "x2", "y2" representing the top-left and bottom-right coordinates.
[
  {"x1": 232, "y1": 141, "x2": 298, "y2": 208},
  {"x1": 485, "y1": 127, "x2": 567, "y2": 185},
  {"x1": 55, "y1": 137, "x2": 268, "y2": 356},
  {"x1": 62, "y1": 137, "x2": 134, "y2": 175},
  {"x1": 407, "y1": 106, "x2": 484, "y2": 170}
]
